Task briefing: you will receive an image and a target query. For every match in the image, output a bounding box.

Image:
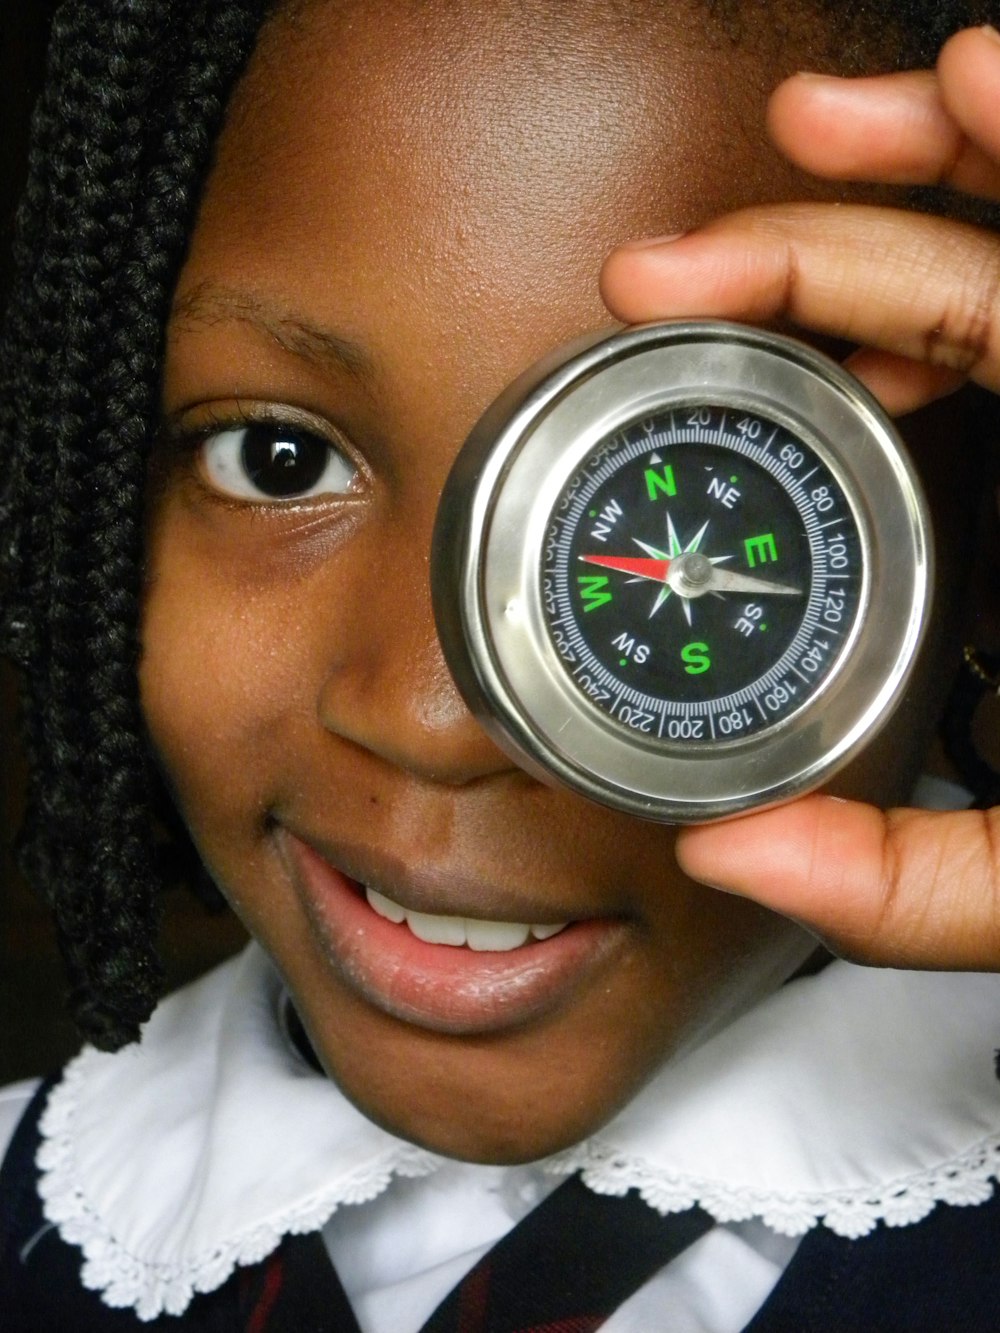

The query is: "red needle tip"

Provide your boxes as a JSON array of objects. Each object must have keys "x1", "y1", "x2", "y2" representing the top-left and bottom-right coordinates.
[{"x1": 580, "y1": 554, "x2": 671, "y2": 582}]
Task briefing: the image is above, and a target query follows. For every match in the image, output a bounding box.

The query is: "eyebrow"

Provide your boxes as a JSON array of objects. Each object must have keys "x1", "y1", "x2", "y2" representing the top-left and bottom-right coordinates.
[{"x1": 171, "y1": 282, "x2": 375, "y2": 384}]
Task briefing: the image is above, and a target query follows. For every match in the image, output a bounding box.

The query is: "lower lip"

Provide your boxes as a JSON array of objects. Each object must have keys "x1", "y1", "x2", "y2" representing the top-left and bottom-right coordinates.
[{"x1": 280, "y1": 833, "x2": 624, "y2": 1035}]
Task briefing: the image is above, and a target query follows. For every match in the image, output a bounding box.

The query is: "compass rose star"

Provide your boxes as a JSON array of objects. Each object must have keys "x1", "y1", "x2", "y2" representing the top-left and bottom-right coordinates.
[
  {"x1": 634, "y1": 514, "x2": 732, "y2": 624},
  {"x1": 631, "y1": 538, "x2": 676, "y2": 620}
]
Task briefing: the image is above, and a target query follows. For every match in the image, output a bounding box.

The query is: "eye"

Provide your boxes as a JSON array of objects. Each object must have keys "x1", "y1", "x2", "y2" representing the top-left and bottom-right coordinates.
[{"x1": 199, "y1": 421, "x2": 358, "y2": 501}]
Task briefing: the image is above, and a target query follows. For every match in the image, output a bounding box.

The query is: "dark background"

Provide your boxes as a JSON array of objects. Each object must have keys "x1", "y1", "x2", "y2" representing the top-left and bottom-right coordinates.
[{"x1": 0, "y1": 4, "x2": 245, "y2": 1085}]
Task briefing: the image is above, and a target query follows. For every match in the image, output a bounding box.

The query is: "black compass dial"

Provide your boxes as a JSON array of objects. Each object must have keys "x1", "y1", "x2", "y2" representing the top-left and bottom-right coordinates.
[{"x1": 542, "y1": 403, "x2": 865, "y2": 745}]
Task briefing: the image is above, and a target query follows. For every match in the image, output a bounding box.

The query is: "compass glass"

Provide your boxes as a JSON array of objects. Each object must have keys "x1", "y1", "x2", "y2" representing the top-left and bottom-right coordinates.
[{"x1": 542, "y1": 403, "x2": 865, "y2": 746}]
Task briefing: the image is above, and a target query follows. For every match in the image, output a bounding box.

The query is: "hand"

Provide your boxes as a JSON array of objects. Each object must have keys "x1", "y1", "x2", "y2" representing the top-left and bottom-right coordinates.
[{"x1": 599, "y1": 25, "x2": 1000, "y2": 969}]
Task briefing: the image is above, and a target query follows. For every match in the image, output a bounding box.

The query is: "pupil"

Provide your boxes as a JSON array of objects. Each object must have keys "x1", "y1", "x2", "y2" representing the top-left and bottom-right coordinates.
[{"x1": 241, "y1": 424, "x2": 327, "y2": 497}]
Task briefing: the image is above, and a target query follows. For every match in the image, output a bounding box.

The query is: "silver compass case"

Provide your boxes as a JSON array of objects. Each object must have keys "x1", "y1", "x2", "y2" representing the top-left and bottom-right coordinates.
[{"x1": 431, "y1": 321, "x2": 933, "y2": 822}]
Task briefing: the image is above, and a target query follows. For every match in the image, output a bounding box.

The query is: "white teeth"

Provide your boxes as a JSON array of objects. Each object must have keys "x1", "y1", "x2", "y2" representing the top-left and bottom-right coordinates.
[
  {"x1": 366, "y1": 887, "x2": 406, "y2": 924},
  {"x1": 364, "y1": 886, "x2": 567, "y2": 951},
  {"x1": 405, "y1": 909, "x2": 467, "y2": 947},
  {"x1": 529, "y1": 922, "x2": 567, "y2": 941},
  {"x1": 466, "y1": 919, "x2": 531, "y2": 952}
]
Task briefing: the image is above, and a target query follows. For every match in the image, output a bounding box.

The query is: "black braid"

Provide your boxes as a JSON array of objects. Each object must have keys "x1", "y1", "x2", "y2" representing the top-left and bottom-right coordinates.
[
  {"x1": 0, "y1": 0, "x2": 271, "y2": 1050},
  {"x1": 0, "y1": 0, "x2": 993, "y2": 1052}
]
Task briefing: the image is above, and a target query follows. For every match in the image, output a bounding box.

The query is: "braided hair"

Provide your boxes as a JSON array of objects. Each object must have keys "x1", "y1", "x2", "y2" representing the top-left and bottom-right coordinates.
[
  {"x1": 0, "y1": 0, "x2": 995, "y2": 1052},
  {"x1": 0, "y1": 0, "x2": 271, "y2": 1049}
]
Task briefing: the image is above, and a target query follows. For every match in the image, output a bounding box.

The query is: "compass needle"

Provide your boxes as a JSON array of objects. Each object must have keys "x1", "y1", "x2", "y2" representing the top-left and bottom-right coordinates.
[
  {"x1": 436, "y1": 322, "x2": 931, "y2": 821},
  {"x1": 706, "y1": 568, "x2": 802, "y2": 596},
  {"x1": 580, "y1": 553, "x2": 671, "y2": 583}
]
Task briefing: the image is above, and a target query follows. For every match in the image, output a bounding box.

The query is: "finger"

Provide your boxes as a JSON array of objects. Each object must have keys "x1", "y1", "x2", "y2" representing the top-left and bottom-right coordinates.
[
  {"x1": 767, "y1": 27, "x2": 1000, "y2": 200},
  {"x1": 841, "y1": 347, "x2": 965, "y2": 417},
  {"x1": 938, "y1": 26, "x2": 1000, "y2": 180},
  {"x1": 676, "y1": 796, "x2": 1000, "y2": 969},
  {"x1": 600, "y1": 205, "x2": 1000, "y2": 394},
  {"x1": 768, "y1": 69, "x2": 1000, "y2": 201}
]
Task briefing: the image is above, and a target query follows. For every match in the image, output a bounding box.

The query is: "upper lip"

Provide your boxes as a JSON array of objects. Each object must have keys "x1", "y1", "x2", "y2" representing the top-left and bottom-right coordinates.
[{"x1": 277, "y1": 823, "x2": 602, "y2": 925}]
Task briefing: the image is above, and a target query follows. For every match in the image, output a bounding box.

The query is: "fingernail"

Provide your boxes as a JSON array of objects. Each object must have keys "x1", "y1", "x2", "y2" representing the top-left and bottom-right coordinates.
[
  {"x1": 619, "y1": 232, "x2": 687, "y2": 251},
  {"x1": 785, "y1": 71, "x2": 856, "y2": 101},
  {"x1": 980, "y1": 24, "x2": 1000, "y2": 46}
]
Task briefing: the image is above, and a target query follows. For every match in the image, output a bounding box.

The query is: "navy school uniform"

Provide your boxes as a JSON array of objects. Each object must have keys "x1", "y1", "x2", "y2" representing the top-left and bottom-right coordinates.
[{"x1": 5, "y1": 1076, "x2": 1000, "y2": 1332}]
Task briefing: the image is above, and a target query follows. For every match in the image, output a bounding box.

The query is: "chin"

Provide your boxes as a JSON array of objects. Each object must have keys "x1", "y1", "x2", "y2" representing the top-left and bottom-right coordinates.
[{"x1": 308, "y1": 1007, "x2": 662, "y2": 1165}]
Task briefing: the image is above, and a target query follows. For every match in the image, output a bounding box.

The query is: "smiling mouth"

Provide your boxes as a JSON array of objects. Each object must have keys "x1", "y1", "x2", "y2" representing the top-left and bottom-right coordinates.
[
  {"x1": 277, "y1": 829, "x2": 626, "y2": 1035},
  {"x1": 365, "y1": 886, "x2": 567, "y2": 950}
]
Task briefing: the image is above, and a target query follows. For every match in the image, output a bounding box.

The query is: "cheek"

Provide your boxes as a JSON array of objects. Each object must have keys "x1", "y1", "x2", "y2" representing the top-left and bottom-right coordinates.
[{"x1": 140, "y1": 508, "x2": 320, "y2": 836}]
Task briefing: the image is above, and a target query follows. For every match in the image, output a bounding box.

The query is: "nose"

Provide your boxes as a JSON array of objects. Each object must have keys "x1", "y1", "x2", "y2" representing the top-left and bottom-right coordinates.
[{"x1": 315, "y1": 514, "x2": 516, "y2": 786}]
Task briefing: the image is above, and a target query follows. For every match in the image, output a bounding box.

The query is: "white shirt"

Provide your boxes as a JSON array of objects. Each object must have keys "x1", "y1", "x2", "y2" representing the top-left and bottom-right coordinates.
[{"x1": 4, "y1": 944, "x2": 1000, "y2": 1328}]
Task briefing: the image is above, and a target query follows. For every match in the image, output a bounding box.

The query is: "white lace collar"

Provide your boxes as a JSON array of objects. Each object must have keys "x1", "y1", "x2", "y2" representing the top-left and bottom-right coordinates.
[{"x1": 37, "y1": 943, "x2": 1000, "y2": 1320}]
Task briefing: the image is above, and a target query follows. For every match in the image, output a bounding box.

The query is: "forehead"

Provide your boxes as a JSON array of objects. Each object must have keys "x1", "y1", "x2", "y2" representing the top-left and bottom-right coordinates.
[
  {"x1": 173, "y1": 0, "x2": 813, "y2": 422},
  {"x1": 188, "y1": 0, "x2": 803, "y2": 294},
  {"x1": 225, "y1": 0, "x2": 754, "y2": 211}
]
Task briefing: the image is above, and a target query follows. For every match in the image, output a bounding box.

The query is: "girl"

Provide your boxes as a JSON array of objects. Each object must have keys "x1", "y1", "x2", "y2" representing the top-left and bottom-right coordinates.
[{"x1": 2, "y1": 0, "x2": 1000, "y2": 1327}]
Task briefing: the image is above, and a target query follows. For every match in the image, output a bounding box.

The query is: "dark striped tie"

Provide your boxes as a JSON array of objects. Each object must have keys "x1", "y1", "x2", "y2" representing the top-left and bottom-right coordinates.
[{"x1": 240, "y1": 1174, "x2": 712, "y2": 1333}]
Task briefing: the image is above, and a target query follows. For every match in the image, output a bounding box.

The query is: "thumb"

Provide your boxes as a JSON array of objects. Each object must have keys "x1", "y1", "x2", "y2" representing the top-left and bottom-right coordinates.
[{"x1": 676, "y1": 796, "x2": 1000, "y2": 968}]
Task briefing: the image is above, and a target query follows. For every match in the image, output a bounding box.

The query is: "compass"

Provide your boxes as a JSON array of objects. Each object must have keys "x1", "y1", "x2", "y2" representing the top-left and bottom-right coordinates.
[{"x1": 432, "y1": 322, "x2": 932, "y2": 821}]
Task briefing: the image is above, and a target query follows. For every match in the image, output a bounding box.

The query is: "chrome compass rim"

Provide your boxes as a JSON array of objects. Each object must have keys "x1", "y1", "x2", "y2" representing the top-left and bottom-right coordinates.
[{"x1": 432, "y1": 321, "x2": 932, "y2": 823}]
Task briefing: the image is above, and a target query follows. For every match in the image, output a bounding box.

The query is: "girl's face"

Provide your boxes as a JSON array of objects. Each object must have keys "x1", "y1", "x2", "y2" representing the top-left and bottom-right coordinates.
[{"x1": 142, "y1": 0, "x2": 960, "y2": 1161}]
